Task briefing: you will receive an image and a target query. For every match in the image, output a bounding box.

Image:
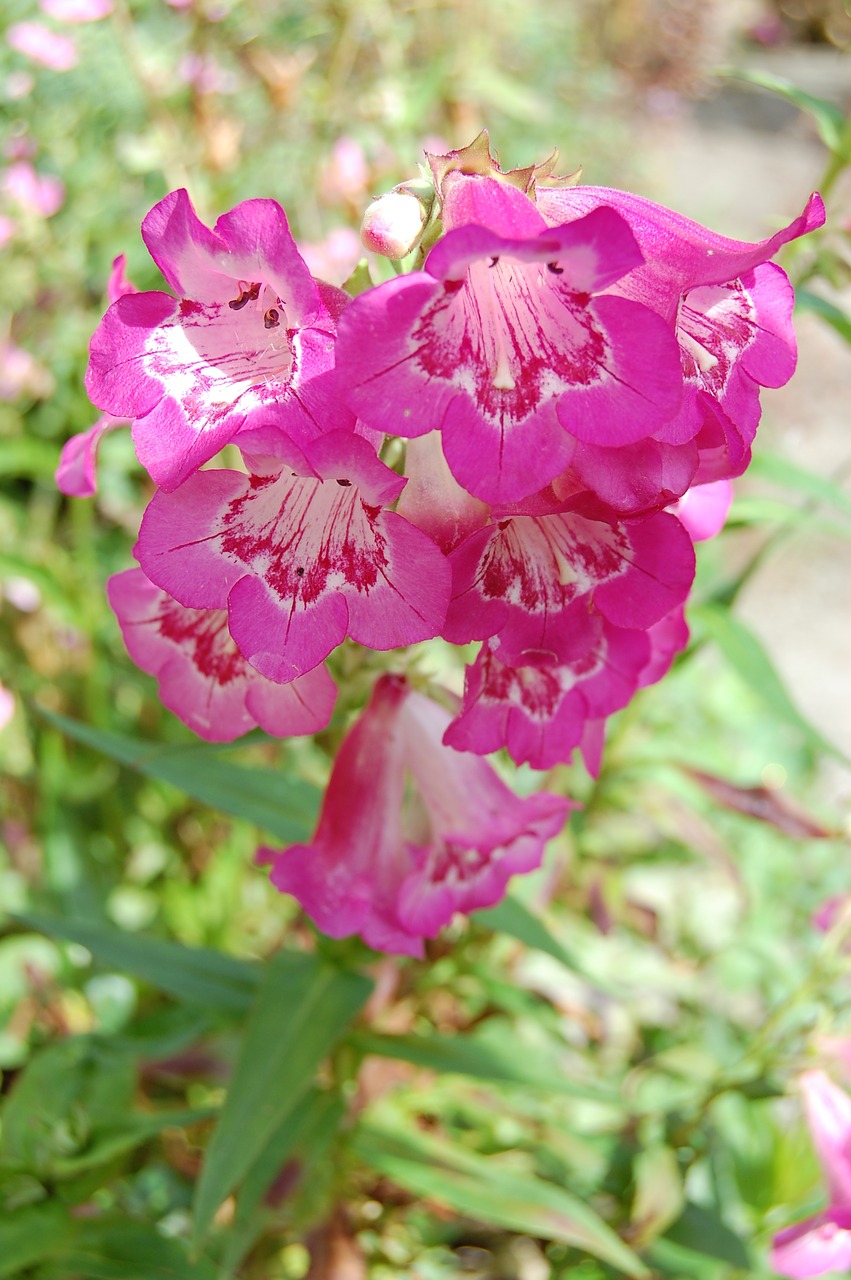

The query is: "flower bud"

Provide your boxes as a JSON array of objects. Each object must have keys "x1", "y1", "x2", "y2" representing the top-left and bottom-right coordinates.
[{"x1": 360, "y1": 189, "x2": 427, "y2": 259}]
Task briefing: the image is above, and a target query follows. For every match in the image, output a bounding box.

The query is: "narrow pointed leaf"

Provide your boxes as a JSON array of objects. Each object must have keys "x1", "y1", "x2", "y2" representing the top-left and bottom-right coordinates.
[
  {"x1": 16, "y1": 912, "x2": 260, "y2": 1012},
  {"x1": 350, "y1": 1030, "x2": 617, "y2": 1101},
  {"x1": 0, "y1": 1203, "x2": 74, "y2": 1278},
  {"x1": 353, "y1": 1120, "x2": 649, "y2": 1277},
  {"x1": 748, "y1": 446, "x2": 851, "y2": 520},
  {"x1": 35, "y1": 707, "x2": 321, "y2": 843},
  {"x1": 192, "y1": 952, "x2": 371, "y2": 1243}
]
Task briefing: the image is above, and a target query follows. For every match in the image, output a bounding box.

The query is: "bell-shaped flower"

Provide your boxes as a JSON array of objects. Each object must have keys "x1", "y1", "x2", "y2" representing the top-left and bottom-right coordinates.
[
  {"x1": 137, "y1": 430, "x2": 451, "y2": 684},
  {"x1": 261, "y1": 674, "x2": 571, "y2": 957},
  {"x1": 335, "y1": 176, "x2": 683, "y2": 506},
  {"x1": 444, "y1": 498, "x2": 695, "y2": 666},
  {"x1": 86, "y1": 190, "x2": 353, "y2": 492},
  {"x1": 772, "y1": 1071, "x2": 851, "y2": 1278},
  {"x1": 444, "y1": 620, "x2": 652, "y2": 770},
  {"x1": 108, "y1": 568, "x2": 336, "y2": 742},
  {"x1": 536, "y1": 184, "x2": 824, "y2": 503}
]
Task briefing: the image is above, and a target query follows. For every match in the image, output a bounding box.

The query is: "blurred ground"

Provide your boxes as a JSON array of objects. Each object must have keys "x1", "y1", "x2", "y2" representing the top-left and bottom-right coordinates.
[{"x1": 636, "y1": 39, "x2": 851, "y2": 797}]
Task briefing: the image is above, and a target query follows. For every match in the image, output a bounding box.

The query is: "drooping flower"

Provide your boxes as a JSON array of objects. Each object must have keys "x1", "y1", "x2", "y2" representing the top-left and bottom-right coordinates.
[
  {"x1": 444, "y1": 501, "x2": 695, "y2": 665},
  {"x1": 771, "y1": 1071, "x2": 851, "y2": 1278},
  {"x1": 108, "y1": 569, "x2": 336, "y2": 742},
  {"x1": 137, "y1": 430, "x2": 451, "y2": 684},
  {"x1": 261, "y1": 674, "x2": 570, "y2": 956},
  {"x1": 6, "y1": 21, "x2": 78, "y2": 70},
  {"x1": 335, "y1": 176, "x2": 684, "y2": 506},
  {"x1": 86, "y1": 189, "x2": 353, "y2": 492}
]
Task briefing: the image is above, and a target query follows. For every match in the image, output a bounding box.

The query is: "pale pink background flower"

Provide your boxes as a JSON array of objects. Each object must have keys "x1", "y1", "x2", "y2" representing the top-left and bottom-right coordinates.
[
  {"x1": 6, "y1": 22, "x2": 78, "y2": 71},
  {"x1": 3, "y1": 161, "x2": 65, "y2": 217},
  {"x1": 0, "y1": 340, "x2": 53, "y2": 400},
  {"x1": 39, "y1": 0, "x2": 113, "y2": 22},
  {"x1": 0, "y1": 682, "x2": 14, "y2": 732}
]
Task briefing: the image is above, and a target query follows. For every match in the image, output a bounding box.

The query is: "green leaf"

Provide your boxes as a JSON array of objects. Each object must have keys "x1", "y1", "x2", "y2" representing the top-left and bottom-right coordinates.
[
  {"x1": 192, "y1": 952, "x2": 371, "y2": 1244},
  {"x1": 727, "y1": 496, "x2": 851, "y2": 537},
  {"x1": 691, "y1": 604, "x2": 848, "y2": 763},
  {"x1": 222, "y1": 1088, "x2": 345, "y2": 1274},
  {"x1": 475, "y1": 894, "x2": 621, "y2": 995},
  {"x1": 749, "y1": 446, "x2": 851, "y2": 519},
  {"x1": 350, "y1": 1029, "x2": 617, "y2": 1101},
  {"x1": 15, "y1": 912, "x2": 261, "y2": 1013},
  {"x1": 0, "y1": 437, "x2": 62, "y2": 478},
  {"x1": 34, "y1": 707, "x2": 321, "y2": 843},
  {"x1": 47, "y1": 1219, "x2": 219, "y2": 1280},
  {"x1": 722, "y1": 67, "x2": 847, "y2": 154},
  {"x1": 353, "y1": 1120, "x2": 649, "y2": 1278},
  {"x1": 0, "y1": 1203, "x2": 74, "y2": 1278},
  {"x1": 659, "y1": 1200, "x2": 751, "y2": 1268},
  {"x1": 795, "y1": 288, "x2": 851, "y2": 347},
  {"x1": 341, "y1": 257, "x2": 375, "y2": 296}
]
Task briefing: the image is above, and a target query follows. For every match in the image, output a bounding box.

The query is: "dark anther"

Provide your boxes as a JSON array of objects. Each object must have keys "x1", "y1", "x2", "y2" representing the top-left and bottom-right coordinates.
[
  {"x1": 264, "y1": 307, "x2": 280, "y2": 329},
  {"x1": 444, "y1": 278, "x2": 464, "y2": 294},
  {"x1": 547, "y1": 262, "x2": 564, "y2": 275},
  {"x1": 336, "y1": 478, "x2": 352, "y2": 487},
  {"x1": 228, "y1": 281, "x2": 261, "y2": 310},
  {"x1": 497, "y1": 519, "x2": 511, "y2": 530},
  {"x1": 295, "y1": 567, "x2": 305, "y2": 577},
  {"x1": 489, "y1": 256, "x2": 500, "y2": 268}
]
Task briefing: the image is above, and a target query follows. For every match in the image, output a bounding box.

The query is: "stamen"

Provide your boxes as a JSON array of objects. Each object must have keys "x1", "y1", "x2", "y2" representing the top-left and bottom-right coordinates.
[
  {"x1": 228, "y1": 281, "x2": 261, "y2": 310},
  {"x1": 489, "y1": 256, "x2": 499, "y2": 268},
  {"x1": 264, "y1": 308, "x2": 280, "y2": 329},
  {"x1": 295, "y1": 567, "x2": 305, "y2": 577},
  {"x1": 547, "y1": 262, "x2": 564, "y2": 275},
  {"x1": 335, "y1": 478, "x2": 352, "y2": 487}
]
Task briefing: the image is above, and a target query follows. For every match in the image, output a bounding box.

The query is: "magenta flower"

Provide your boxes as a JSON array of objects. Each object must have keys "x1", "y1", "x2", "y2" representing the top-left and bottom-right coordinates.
[
  {"x1": 772, "y1": 1071, "x2": 851, "y2": 1278},
  {"x1": 55, "y1": 413, "x2": 126, "y2": 498},
  {"x1": 137, "y1": 430, "x2": 451, "y2": 684},
  {"x1": 261, "y1": 674, "x2": 570, "y2": 956},
  {"x1": 107, "y1": 569, "x2": 336, "y2": 742},
  {"x1": 537, "y1": 184, "x2": 824, "y2": 498},
  {"x1": 86, "y1": 190, "x2": 353, "y2": 492},
  {"x1": 669, "y1": 479, "x2": 733, "y2": 542},
  {"x1": 6, "y1": 22, "x2": 77, "y2": 70},
  {"x1": 335, "y1": 176, "x2": 683, "y2": 505},
  {"x1": 444, "y1": 620, "x2": 652, "y2": 770},
  {"x1": 444, "y1": 503, "x2": 695, "y2": 665}
]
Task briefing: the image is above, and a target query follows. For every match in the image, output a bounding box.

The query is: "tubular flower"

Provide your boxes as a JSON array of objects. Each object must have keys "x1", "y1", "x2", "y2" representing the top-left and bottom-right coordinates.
[
  {"x1": 136, "y1": 430, "x2": 451, "y2": 684},
  {"x1": 261, "y1": 674, "x2": 571, "y2": 957},
  {"x1": 536, "y1": 184, "x2": 825, "y2": 502},
  {"x1": 86, "y1": 190, "x2": 352, "y2": 492},
  {"x1": 772, "y1": 1071, "x2": 851, "y2": 1278},
  {"x1": 335, "y1": 176, "x2": 683, "y2": 506},
  {"x1": 108, "y1": 569, "x2": 336, "y2": 742},
  {"x1": 443, "y1": 502, "x2": 695, "y2": 665}
]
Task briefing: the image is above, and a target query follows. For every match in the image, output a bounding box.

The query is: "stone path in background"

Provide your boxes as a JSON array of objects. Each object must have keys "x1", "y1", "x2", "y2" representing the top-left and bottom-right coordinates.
[{"x1": 639, "y1": 44, "x2": 851, "y2": 796}]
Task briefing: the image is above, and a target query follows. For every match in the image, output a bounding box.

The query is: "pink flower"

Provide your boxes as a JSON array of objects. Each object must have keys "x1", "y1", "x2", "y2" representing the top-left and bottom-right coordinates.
[
  {"x1": 55, "y1": 414, "x2": 126, "y2": 497},
  {"x1": 298, "y1": 226, "x2": 362, "y2": 288},
  {"x1": 536, "y1": 184, "x2": 824, "y2": 501},
  {"x1": 0, "y1": 215, "x2": 16, "y2": 246},
  {"x1": 772, "y1": 1072, "x2": 851, "y2": 1277},
  {"x1": 6, "y1": 22, "x2": 77, "y2": 70},
  {"x1": 669, "y1": 478, "x2": 733, "y2": 542},
  {"x1": 39, "y1": 0, "x2": 113, "y2": 22},
  {"x1": 2, "y1": 161, "x2": 64, "y2": 217},
  {"x1": 261, "y1": 674, "x2": 570, "y2": 956},
  {"x1": 335, "y1": 176, "x2": 684, "y2": 506},
  {"x1": 107, "y1": 569, "x2": 336, "y2": 741},
  {"x1": 136, "y1": 430, "x2": 451, "y2": 684},
  {"x1": 444, "y1": 501, "x2": 695, "y2": 665},
  {"x1": 0, "y1": 681, "x2": 14, "y2": 732},
  {"x1": 86, "y1": 190, "x2": 353, "y2": 492},
  {"x1": 0, "y1": 340, "x2": 53, "y2": 400},
  {"x1": 444, "y1": 620, "x2": 652, "y2": 770}
]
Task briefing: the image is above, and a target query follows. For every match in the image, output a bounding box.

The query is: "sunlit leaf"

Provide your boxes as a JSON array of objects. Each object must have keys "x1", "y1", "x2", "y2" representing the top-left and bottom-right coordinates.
[
  {"x1": 722, "y1": 68, "x2": 847, "y2": 154},
  {"x1": 353, "y1": 1119, "x2": 650, "y2": 1277},
  {"x1": 192, "y1": 953, "x2": 371, "y2": 1243}
]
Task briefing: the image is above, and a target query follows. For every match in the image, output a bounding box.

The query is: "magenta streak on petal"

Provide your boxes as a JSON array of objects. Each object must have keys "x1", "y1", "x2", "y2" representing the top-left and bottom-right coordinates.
[
  {"x1": 217, "y1": 473, "x2": 386, "y2": 640},
  {"x1": 677, "y1": 279, "x2": 758, "y2": 397},
  {"x1": 414, "y1": 257, "x2": 606, "y2": 433},
  {"x1": 477, "y1": 514, "x2": 629, "y2": 615},
  {"x1": 154, "y1": 597, "x2": 245, "y2": 686}
]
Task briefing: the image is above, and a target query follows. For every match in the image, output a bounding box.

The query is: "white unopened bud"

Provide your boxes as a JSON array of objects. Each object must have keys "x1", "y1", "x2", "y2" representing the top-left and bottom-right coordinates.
[{"x1": 360, "y1": 189, "x2": 427, "y2": 260}]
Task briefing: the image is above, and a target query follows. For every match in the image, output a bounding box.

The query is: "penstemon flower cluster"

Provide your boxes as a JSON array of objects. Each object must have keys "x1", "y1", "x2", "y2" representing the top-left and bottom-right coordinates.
[{"x1": 59, "y1": 133, "x2": 823, "y2": 957}]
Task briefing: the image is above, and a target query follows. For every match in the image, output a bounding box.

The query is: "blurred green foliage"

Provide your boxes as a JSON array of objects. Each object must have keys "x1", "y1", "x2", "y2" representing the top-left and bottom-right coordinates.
[{"x1": 2, "y1": 0, "x2": 851, "y2": 1276}]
